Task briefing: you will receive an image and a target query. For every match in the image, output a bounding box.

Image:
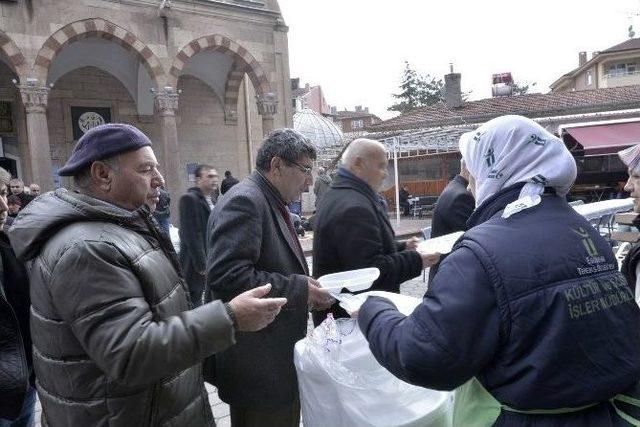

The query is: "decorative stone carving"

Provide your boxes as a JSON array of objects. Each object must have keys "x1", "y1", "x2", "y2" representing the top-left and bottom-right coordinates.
[
  {"x1": 256, "y1": 92, "x2": 278, "y2": 118},
  {"x1": 18, "y1": 85, "x2": 49, "y2": 114},
  {"x1": 154, "y1": 88, "x2": 180, "y2": 116}
]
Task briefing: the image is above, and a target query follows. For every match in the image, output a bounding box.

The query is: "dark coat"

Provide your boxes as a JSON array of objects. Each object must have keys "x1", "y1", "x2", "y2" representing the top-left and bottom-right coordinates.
[
  {"x1": 0, "y1": 232, "x2": 31, "y2": 420},
  {"x1": 360, "y1": 184, "x2": 640, "y2": 426},
  {"x1": 220, "y1": 176, "x2": 239, "y2": 195},
  {"x1": 206, "y1": 171, "x2": 310, "y2": 409},
  {"x1": 179, "y1": 187, "x2": 211, "y2": 306},
  {"x1": 312, "y1": 170, "x2": 423, "y2": 325},
  {"x1": 9, "y1": 189, "x2": 234, "y2": 427},
  {"x1": 428, "y1": 175, "x2": 474, "y2": 281}
]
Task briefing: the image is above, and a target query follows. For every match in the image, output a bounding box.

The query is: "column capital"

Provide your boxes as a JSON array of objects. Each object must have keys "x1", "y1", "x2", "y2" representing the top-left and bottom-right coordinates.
[
  {"x1": 256, "y1": 92, "x2": 278, "y2": 118},
  {"x1": 18, "y1": 84, "x2": 49, "y2": 113},
  {"x1": 154, "y1": 88, "x2": 180, "y2": 117}
]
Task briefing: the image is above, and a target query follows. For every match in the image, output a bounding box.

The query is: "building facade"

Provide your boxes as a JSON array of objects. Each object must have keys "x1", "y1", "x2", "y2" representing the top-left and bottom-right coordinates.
[
  {"x1": 551, "y1": 38, "x2": 640, "y2": 92},
  {"x1": 0, "y1": 0, "x2": 292, "y2": 219},
  {"x1": 330, "y1": 106, "x2": 381, "y2": 133}
]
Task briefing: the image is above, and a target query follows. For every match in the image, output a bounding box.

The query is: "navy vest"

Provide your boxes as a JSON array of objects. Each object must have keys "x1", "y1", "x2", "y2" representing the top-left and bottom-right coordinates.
[{"x1": 460, "y1": 187, "x2": 640, "y2": 410}]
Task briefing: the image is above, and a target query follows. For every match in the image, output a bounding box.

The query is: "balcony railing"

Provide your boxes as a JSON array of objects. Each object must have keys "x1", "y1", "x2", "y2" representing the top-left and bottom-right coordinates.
[{"x1": 604, "y1": 70, "x2": 640, "y2": 79}]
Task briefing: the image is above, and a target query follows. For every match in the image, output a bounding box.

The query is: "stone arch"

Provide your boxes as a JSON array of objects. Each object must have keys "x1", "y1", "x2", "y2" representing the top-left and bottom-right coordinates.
[
  {"x1": 169, "y1": 35, "x2": 272, "y2": 122},
  {"x1": 0, "y1": 30, "x2": 28, "y2": 78},
  {"x1": 33, "y1": 18, "x2": 165, "y2": 88}
]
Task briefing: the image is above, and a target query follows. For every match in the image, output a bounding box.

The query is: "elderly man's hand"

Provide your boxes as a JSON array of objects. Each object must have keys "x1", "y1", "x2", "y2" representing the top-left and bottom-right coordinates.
[
  {"x1": 421, "y1": 252, "x2": 441, "y2": 269},
  {"x1": 405, "y1": 236, "x2": 420, "y2": 251},
  {"x1": 228, "y1": 284, "x2": 287, "y2": 332},
  {"x1": 307, "y1": 278, "x2": 335, "y2": 311}
]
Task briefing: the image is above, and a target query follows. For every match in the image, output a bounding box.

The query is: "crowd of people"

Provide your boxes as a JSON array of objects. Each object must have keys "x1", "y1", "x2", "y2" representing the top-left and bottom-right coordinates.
[{"x1": 2, "y1": 115, "x2": 640, "y2": 426}]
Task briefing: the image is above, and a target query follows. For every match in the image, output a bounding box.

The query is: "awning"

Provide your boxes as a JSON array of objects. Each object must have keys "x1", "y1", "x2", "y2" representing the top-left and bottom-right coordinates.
[{"x1": 565, "y1": 121, "x2": 640, "y2": 155}]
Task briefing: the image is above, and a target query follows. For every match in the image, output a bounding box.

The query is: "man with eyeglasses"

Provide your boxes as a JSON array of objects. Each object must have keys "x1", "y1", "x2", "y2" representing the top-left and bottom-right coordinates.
[{"x1": 207, "y1": 128, "x2": 334, "y2": 427}]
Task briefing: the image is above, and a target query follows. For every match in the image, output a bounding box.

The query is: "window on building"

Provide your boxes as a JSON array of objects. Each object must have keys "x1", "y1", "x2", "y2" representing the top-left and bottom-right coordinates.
[
  {"x1": 606, "y1": 62, "x2": 638, "y2": 77},
  {"x1": 586, "y1": 70, "x2": 593, "y2": 86},
  {"x1": 351, "y1": 119, "x2": 364, "y2": 129}
]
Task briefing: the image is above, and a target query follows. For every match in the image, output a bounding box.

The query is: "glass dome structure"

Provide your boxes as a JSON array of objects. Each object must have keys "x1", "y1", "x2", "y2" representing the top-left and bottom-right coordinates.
[{"x1": 293, "y1": 108, "x2": 344, "y2": 149}]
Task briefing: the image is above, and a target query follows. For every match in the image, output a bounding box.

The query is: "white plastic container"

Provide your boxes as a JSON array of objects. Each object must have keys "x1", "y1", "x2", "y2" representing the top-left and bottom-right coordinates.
[{"x1": 317, "y1": 267, "x2": 380, "y2": 295}]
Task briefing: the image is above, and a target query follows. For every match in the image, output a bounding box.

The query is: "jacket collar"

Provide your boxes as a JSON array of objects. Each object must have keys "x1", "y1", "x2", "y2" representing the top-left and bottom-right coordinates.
[
  {"x1": 187, "y1": 186, "x2": 211, "y2": 212},
  {"x1": 333, "y1": 167, "x2": 395, "y2": 235},
  {"x1": 453, "y1": 175, "x2": 469, "y2": 188},
  {"x1": 467, "y1": 182, "x2": 526, "y2": 228}
]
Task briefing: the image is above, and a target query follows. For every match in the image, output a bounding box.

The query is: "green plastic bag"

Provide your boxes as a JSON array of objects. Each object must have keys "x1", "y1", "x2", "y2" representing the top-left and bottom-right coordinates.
[{"x1": 452, "y1": 378, "x2": 501, "y2": 427}]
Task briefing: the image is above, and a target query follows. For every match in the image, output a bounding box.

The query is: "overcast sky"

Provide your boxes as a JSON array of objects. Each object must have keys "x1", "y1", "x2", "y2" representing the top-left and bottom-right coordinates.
[{"x1": 278, "y1": 0, "x2": 640, "y2": 119}]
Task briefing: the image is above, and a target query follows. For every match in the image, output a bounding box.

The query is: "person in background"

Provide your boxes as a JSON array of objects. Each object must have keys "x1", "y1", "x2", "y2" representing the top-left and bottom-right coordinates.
[
  {"x1": 220, "y1": 170, "x2": 239, "y2": 195},
  {"x1": 7, "y1": 195, "x2": 20, "y2": 218},
  {"x1": 398, "y1": 185, "x2": 411, "y2": 216},
  {"x1": 313, "y1": 167, "x2": 332, "y2": 208},
  {"x1": 312, "y1": 138, "x2": 439, "y2": 325},
  {"x1": 207, "y1": 129, "x2": 334, "y2": 427},
  {"x1": 618, "y1": 145, "x2": 640, "y2": 296},
  {"x1": 428, "y1": 157, "x2": 475, "y2": 282},
  {"x1": 8, "y1": 123, "x2": 286, "y2": 427},
  {"x1": 8, "y1": 179, "x2": 33, "y2": 208},
  {"x1": 179, "y1": 165, "x2": 218, "y2": 306},
  {"x1": 153, "y1": 186, "x2": 171, "y2": 235},
  {"x1": 28, "y1": 184, "x2": 40, "y2": 197},
  {"x1": 358, "y1": 115, "x2": 640, "y2": 426},
  {"x1": 0, "y1": 166, "x2": 35, "y2": 427}
]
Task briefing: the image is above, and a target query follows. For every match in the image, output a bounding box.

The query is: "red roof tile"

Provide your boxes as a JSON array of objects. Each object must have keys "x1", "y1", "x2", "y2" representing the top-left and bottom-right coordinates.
[{"x1": 370, "y1": 85, "x2": 640, "y2": 132}]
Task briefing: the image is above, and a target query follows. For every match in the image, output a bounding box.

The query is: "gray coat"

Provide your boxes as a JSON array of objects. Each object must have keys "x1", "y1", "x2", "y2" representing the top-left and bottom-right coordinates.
[
  {"x1": 206, "y1": 171, "x2": 309, "y2": 408},
  {"x1": 9, "y1": 189, "x2": 235, "y2": 427}
]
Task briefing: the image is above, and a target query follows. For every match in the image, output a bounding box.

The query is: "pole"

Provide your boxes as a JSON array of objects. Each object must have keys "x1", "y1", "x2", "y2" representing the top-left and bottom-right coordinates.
[{"x1": 393, "y1": 137, "x2": 400, "y2": 226}]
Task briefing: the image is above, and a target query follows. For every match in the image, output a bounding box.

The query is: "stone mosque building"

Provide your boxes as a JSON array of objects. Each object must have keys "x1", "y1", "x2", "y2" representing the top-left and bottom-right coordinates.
[{"x1": 0, "y1": 0, "x2": 292, "y2": 216}]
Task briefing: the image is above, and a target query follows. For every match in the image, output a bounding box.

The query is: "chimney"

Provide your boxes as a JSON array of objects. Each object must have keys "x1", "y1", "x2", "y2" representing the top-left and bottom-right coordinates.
[
  {"x1": 578, "y1": 52, "x2": 587, "y2": 66},
  {"x1": 355, "y1": 105, "x2": 362, "y2": 112},
  {"x1": 305, "y1": 83, "x2": 310, "y2": 90},
  {"x1": 330, "y1": 106, "x2": 337, "y2": 115},
  {"x1": 592, "y1": 51, "x2": 600, "y2": 58},
  {"x1": 444, "y1": 67, "x2": 462, "y2": 109},
  {"x1": 291, "y1": 78, "x2": 299, "y2": 90},
  {"x1": 365, "y1": 107, "x2": 369, "y2": 113}
]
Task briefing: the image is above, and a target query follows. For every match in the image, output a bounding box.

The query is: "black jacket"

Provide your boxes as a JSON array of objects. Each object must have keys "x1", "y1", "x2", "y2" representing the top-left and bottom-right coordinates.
[
  {"x1": 312, "y1": 170, "x2": 423, "y2": 325},
  {"x1": 428, "y1": 175, "x2": 474, "y2": 281},
  {"x1": 179, "y1": 187, "x2": 211, "y2": 306},
  {"x1": 0, "y1": 232, "x2": 31, "y2": 420},
  {"x1": 206, "y1": 171, "x2": 310, "y2": 408},
  {"x1": 220, "y1": 176, "x2": 239, "y2": 195}
]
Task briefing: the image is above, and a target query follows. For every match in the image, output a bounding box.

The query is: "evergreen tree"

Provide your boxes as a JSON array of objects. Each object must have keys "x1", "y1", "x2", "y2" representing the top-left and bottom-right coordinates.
[{"x1": 389, "y1": 61, "x2": 444, "y2": 113}]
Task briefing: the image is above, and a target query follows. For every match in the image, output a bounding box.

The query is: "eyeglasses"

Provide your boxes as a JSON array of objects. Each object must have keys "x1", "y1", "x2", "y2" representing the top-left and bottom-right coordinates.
[{"x1": 287, "y1": 160, "x2": 313, "y2": 175}]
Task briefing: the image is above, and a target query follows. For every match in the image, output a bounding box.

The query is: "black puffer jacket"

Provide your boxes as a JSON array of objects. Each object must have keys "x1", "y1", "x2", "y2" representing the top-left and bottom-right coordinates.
[
  {"x1": 9, "y1": 189, "x2": 235, "y2": 427},
  {"x1": 0, "y1": 232, "x2": 31, "y2": 420}
]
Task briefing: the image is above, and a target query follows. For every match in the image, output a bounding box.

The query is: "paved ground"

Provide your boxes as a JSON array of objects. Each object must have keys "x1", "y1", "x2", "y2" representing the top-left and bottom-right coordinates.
[{"x1": 34, "y1": 218, "x2": 432, "y2": 426}]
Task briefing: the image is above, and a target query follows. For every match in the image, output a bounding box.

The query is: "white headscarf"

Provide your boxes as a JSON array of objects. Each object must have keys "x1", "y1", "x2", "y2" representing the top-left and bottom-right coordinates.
[{"x1": 459, "y1": 115, "x2": 577, "y2": 211}]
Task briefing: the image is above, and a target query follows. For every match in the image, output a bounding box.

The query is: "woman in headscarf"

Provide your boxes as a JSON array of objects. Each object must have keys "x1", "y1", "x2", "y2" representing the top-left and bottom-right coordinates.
[
  {"x1": 618, "y1": 144, "x2": 640, "y2": 300},
  {"x1": 358, "y1": 115, "x2": 640, "y2": 426}
]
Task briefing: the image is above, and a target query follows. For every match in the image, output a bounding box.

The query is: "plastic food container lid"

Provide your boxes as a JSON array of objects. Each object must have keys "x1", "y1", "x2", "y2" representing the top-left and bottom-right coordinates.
[{"x1": 317, "y1": 267, "x2": 380, "y2": 295}]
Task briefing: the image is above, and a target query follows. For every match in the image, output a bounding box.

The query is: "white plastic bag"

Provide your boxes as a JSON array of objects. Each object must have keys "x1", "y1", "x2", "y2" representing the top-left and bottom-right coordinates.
[{"x1": 294, "y1": 313, "x2": 453, "y2": 427}]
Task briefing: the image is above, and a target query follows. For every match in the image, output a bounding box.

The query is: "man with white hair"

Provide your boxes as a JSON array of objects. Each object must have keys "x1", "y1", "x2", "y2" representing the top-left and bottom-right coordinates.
[
  {"x1": 312, "y1": 138, "x2": 439, "y2": 325},
  {"x1": 618, "y1": 144, "x2": 640, "y2": 294}
]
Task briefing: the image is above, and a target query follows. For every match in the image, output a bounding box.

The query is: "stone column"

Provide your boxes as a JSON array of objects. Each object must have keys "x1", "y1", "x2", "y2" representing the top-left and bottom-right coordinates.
[
  {"x1": 154, "y1": 87, "x2": 181, "y2": 223},
  {"x1": 256, "y1": 92, "x2": 278, "y2": 136},
  {"x1": 18, "y1": 84, "x2": 54, "y2": 191}
]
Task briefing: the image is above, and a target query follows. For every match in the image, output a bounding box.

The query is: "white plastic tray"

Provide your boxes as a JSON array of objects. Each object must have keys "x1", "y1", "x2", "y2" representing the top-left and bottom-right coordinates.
[{"x1": 317, "y1": 267, "x2": 380, "y2": 295}]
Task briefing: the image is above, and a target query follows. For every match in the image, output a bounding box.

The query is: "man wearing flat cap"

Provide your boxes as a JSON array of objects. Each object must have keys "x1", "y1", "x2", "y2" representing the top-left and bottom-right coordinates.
[{"x1": 8, "y1": 123, "x2": 287, "y2": 427}]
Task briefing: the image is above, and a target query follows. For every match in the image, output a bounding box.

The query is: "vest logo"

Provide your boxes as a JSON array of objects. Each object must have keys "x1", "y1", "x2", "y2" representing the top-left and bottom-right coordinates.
[
  {"x1": 574, "y1": 227, "x2": 599, "y2": 257},
  {"x1": 473, "y1": 131, "x2": 484, "y2": 143}
]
